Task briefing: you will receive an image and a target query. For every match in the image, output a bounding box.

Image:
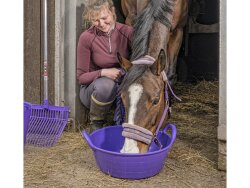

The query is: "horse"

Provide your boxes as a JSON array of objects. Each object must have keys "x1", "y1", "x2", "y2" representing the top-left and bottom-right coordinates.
[
  {"x1": 120, "y1": 0, "x2": 189, "y2": 87},
  {"x1": 117, "y1": 0, "x2": 181, "y2": 153},
  {"x1": 117, "y1": 50, "x2": 169, "y2": 153}
]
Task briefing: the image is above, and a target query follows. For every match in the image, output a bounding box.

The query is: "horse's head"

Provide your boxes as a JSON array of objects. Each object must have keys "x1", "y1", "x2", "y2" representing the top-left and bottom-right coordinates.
[{"x1": 117, "y1": 50, "x2": 168, "y2": 153}]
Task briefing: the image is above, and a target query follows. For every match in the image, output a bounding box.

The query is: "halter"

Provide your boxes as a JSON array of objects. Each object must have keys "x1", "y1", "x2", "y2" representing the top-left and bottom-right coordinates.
[{"x1": 122, "y1": 55, "x2": 181, "y2": 149}]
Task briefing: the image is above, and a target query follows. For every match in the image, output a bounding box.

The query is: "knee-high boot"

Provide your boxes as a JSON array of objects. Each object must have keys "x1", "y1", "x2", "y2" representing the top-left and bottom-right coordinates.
[{"x1": 89, "y1": 96, "x2": 113, "y2": 133}]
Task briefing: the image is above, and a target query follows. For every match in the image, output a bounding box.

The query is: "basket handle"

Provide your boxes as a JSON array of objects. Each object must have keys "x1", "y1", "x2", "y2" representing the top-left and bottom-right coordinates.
[
  {"x1": 162, "y1": 123, "x2": 177, "y2": 147},
  {"x1": 82, "y1": 130, "x2": 96, "y2": 151}
]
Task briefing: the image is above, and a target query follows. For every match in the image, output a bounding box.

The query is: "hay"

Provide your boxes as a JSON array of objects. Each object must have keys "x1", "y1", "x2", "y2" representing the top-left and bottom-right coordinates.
[{"x1": 24, "y1": 81, "x2": 226, "y2": 188}]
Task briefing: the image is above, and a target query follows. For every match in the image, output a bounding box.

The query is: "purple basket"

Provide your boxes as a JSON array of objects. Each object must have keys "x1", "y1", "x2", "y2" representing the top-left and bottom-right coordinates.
[
  {"x1": 24, "y1": 102, "x2": 31, "y2": 144},
  {"x1": 82, "y1": 123, "x2": 176, "y2": 179}
]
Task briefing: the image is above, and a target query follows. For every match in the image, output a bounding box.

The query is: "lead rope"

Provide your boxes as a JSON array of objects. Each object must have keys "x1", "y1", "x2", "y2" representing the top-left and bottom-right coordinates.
[{"x1": 152, "y1": 71, "x2": 181, "y2": 149}]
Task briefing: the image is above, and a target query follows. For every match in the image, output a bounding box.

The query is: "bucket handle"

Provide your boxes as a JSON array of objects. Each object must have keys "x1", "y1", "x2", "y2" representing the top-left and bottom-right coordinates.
[
  {"x1": 162, "y1": 123, "x2": 177, "y2": 147},
  {"x1": 82, "y1": 130, "x2": 96, "y2": 151}
]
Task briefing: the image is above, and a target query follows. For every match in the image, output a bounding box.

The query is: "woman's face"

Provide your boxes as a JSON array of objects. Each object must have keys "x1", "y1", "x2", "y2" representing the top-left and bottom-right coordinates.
[{"x1": 91, "y1": 9, "x2": 115, "y2": 33}]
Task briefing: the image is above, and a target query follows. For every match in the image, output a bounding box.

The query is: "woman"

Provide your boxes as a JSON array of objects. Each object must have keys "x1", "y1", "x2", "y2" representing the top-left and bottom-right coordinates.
[{"x1": 77, "y1": 0, "x2": 133, "y2": 133}]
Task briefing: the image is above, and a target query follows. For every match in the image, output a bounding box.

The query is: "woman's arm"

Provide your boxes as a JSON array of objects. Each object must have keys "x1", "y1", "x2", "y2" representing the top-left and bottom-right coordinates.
[{"x1": 76, "y1": 32, "x2": 101, "y2": 85}]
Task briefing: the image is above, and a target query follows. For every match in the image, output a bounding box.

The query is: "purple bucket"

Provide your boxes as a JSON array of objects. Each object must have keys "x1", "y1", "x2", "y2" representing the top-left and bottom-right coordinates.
[
  {"x1": 82, "y1": 123, "x2": 176, "y2": 179},
  {"x1": 24, "y1": 102, "x2": 31, "y2": 144}
]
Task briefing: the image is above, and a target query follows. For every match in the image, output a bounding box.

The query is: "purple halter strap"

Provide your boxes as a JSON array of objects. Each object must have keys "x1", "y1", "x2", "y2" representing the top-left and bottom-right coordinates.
[{"x1": 131, "y1": 55, "x2": 156, "y2": 65}]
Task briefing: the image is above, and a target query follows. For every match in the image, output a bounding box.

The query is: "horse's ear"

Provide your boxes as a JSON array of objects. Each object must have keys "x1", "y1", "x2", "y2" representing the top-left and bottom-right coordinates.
[
  {"x1": 117, "y1": 52, "x2": 132, "y2": 71},
  {"x1": 150, "y1": 49, "x2": 166, "y2": 76}
]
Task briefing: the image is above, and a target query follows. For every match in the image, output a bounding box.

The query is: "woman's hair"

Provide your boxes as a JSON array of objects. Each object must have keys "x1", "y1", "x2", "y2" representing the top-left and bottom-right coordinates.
[{"x1": 83, "y1": 0, "x2": 116, "y2": 23}]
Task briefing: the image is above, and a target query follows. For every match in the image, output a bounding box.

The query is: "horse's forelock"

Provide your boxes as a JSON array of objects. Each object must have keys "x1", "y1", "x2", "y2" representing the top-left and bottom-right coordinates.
[{"x1": 119, "y1": 64, "x2": 149, "y2": 94}]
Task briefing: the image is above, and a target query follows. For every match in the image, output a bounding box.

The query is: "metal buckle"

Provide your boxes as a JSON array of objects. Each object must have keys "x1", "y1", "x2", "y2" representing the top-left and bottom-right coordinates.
[{"x1": 153, "y1": 136, "x2": 163, "y2": 149}]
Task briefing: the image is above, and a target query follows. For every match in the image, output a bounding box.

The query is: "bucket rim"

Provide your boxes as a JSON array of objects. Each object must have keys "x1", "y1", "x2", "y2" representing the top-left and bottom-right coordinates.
[{"x1": 82, "y1": 125, "x2": 176, "y2": 157}]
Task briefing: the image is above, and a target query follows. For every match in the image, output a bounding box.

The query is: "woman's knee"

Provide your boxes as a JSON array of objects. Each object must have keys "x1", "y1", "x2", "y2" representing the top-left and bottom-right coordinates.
[{"x1": 93, "y1": 77, "x2": 117, "y2": 102}]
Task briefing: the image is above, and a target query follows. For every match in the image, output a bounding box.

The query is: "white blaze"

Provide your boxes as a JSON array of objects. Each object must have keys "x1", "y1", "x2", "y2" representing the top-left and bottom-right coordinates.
[{"x1": 120, "y1": 84, "x2": 143, "y2": 153}]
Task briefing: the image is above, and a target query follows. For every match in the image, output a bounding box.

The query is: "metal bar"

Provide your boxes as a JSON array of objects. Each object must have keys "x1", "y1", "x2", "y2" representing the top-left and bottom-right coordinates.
[{"x1": 43, "y1": 0, "x2": 48, "y2": 103}]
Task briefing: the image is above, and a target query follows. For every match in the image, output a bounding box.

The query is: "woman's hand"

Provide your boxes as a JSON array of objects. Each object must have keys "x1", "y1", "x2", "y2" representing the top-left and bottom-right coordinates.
[{"x1": 101, "y1": 68, "x2": 121, "y2": 80}]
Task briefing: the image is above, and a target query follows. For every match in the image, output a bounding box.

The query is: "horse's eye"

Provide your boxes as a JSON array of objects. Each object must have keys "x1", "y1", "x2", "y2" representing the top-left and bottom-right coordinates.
[{"x1": 152, "y1": 98, "x2": 159, "y2": 106}]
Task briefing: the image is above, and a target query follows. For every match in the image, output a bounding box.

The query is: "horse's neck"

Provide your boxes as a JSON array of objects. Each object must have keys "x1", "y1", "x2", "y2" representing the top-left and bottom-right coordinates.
[
  {"x1": 136, "y1": 0, "x2": 149, "y2": 14},
  {"x1": 148, "y1": 21, "x2": 170, "y2": 59}
]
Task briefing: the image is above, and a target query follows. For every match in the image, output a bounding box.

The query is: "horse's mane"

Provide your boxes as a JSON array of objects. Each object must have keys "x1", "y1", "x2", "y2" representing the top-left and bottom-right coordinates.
[
  {"x1": 119, "y1": 0, "x2": 174, "y2": 92},
  {"x1": 131, "y1": 0, "x2": 175, "y2": 61}
]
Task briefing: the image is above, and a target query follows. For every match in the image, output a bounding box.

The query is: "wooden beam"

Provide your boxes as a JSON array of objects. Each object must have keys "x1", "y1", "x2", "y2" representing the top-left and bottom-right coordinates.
[{"x1": 24, "y1": 0, "x2": 41, "y2": 104}]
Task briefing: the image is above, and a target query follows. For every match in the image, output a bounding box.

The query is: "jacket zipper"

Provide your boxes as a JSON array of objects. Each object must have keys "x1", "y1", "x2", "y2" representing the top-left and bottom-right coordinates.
[
  {"x1": 107, "y1": 24, "x2": 115, "y2": 54},
  {"x1": 108, "y1": 34, "x2": 112, "y2": 54}
]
